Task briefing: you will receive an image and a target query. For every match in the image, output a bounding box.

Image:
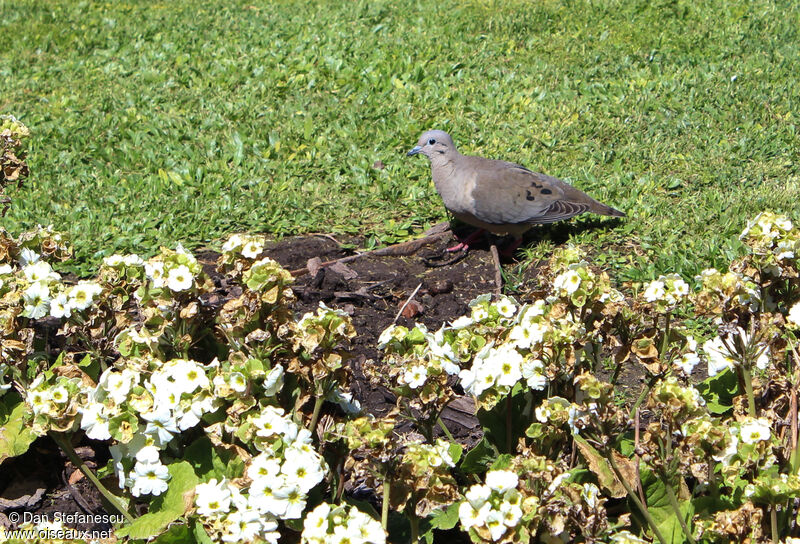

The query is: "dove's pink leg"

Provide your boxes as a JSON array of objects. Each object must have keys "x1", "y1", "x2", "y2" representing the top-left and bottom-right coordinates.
[{"x1": 447, "y1": 229, "x2": 486, "y2": 252}]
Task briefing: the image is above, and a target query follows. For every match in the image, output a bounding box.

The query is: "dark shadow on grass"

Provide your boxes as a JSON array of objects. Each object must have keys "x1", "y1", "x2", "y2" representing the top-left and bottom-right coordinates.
[{"x1": 447, "y1": 216, "x2": 626, "y2": 260}]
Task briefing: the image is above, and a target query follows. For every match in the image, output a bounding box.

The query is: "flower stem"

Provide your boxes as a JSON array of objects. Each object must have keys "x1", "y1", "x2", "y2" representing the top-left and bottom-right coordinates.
[
  {"x1": 49, "y1": 432, "x2": 134, "y2": 523},
  {"x1": 740, "y1": 366, "x2": 757, "y2": 417},
  {"x1": 409, "y1": 513, "x2": 420, "y2": 543},
  {"x1": 309, "y1": 394, "x2": 325, "y2": 437},
  {"x1": 506, "y1": 394, "x2": 513, "y2": 453},
  {"x1": 771, "y1": 505, "x2": 778, "y2": 544},
  {"x1": 660, "y1": 312, "x2": 671, "y2": 358},
  {"x1": 662, "y1": 474, "x2": 696, "y2": 544},
  {"x1": 381, "y1": 477, "x2": 391, "y2": 531},
  {"x1": 606, "y1": 450, "x2": 667, "y2": 544},
  {"x1": 437, "y1": 416, "x2": 455, "y2": 442}
]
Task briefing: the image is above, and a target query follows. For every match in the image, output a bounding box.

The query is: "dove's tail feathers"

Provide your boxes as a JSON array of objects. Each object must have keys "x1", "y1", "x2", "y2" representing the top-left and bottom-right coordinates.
[{"x1": 593, "y1": 202, "x2": 626, "y2": 218}]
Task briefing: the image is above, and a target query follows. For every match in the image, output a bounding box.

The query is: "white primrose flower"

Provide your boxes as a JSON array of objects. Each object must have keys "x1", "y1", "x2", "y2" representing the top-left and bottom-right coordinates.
[
  {"x1": 327, "y1": 388, "x2": 362, "y2": 416},
  {"x1": 147, "y1": 372, "x2": 181, "y2": 410},
  {"x1": 248, "y1": 453, "x2": 282, "y2": 482},
  {"x1": 229, "y1": 371, "x2": 248, "y2": 393},
  {"x1": 643, "y1": 280, "x2": 666, "y2": 302},
  {"x1": 302, "y1": 502, "x2": 331, "y2": 540},
  {"x1": 473, "y1": 361, "x2": 499, "y2": 397},
  {"x1": 499, "y1": 494, "x2": 523, "y2": 527},
  {"x1": 249, "y1": 475, "x2": 290, "y2": 517},
  {"x1": 123, "y1": 254, "x2": 144, "y2": 266},
  {"x1": 403, "y1": 364, "x2": 428, "y2": 389},
  {"x1": 50, "y1": 386, "x2": 69, "y2": 404},
  {"x1": 485, "y1": 509, "x2": 508, "y2": 541},
  {"x1": 252, "y1": 406, "x2": 290, "y2": 438},
  {"x1": 472, "y1": 305, "x2": 490, "y2": 322},
  {"x1": 788, "y1": 302, "x2": 800, "y2": 328},
  {"x1": 494, "y1": 296, "x2": 517, "y2": 318},
  {"x1": 195, "y1": 479, "x2": 232, "y2": 517},
  {"x1": 145, "y1": 261, "x2": 166, "y2": 288},
  {"x1": 23, "y1": 261, "x2": 59, "y2": 283},
  {"x1": 22, "y1": 282, "x2": 50, "y2": 319},
  {"x1": 332, "y1": 522, "x2": 366, "y2": 544},
  {"x1": 0, "y1": 264, "x2": 11, "y2": 275},
  {"x1": 177, "y1": 390, "x2": 218, "y2": 431},
  {"x1": 263, "y1": 364, "x2": 285, "y2": 397},
  {"x1": 485, "y1": 470, "x2": 518, "y2": 494},
  {"x1": 492, "y1": 344, "x2": 523, "y2": 388},
  {"x1": 103, "y1": 255, "x2": 124, "y2": 267},
  {"x1": 166, "y1": 264, "x2": 193, "y2": 292},
  {"x1": 130, "y1": 459, "x2": 170, "y2": 497},
  {"x1": 553, "y1": 269, "x2": 581, "y2": 295},
  {"x1": 68, "y1": 281, "x2": 103, "y2": 311},
  {"x1": 581, "y1": 482, "x2": 600, "y2": 509},
  {"x1": 459, "y1": 501, "x2": 491, "y2": 530},
  {"x1": 674, "y1": 352, "x2": 700, "y2": 376},
  {"x1": 19, "y1": 247, "x2": 40, "y2": 266},
  {"x1": 450, "y1": 315, "x2": 474, "y2": 329},
  {"x1": 521, "y1": 358, "x2": 547, "y2": 390},
  {"x1": 142, "y1": 405, "x2": 179, "y2": 446},
  {"x1": 79, "y1": 401, "x2": 112, "y2": 441},
  {"x1": 429, "y1": 327, "x2": 458, "y2": 364},
  {"x1": 281, "y1": 454, "x2": 326, "y2": 493},
  {"x1": 465, "y1": 484, "x2": 492, "y2": 508},
  {"x1": 242, "y1": 239, "x2": 264, "y2": 259},
  {"x1": 222, "y1": 234, "x2": 244, "y2": 252},
  {"x1": 49, "y1": 293, "x2": 72, "y2": 319},
  {"x1": 27, "y1": 386, "x2": 51, "y2": 416},
  {"x1": 535, "y1": 404, "x2": 552, "y2": 423},
  {"x1": 100, "y1": 367, "x2": 139, "y2": 404},
  {"x1": 740, "y1": 418, "x2": 771, "y2": 444},
  {"x1": 222, "y1": 509, "x2": 265, "y2": 543},
  {"x1": 276, "y1": 484, "x2": 307, "y2": 519},
  {"x1": 431, "y1": 439, "x2": 456, "y2": 468},
  {"x1": 703, "y1": 337, "x2": 737, "y2": 377},
  {"x1": 508, "y1": 321, "x2": 546, "y2": 350},
  {"x1": 168, "y1": 359, "x2": 209, "y2": 394}
]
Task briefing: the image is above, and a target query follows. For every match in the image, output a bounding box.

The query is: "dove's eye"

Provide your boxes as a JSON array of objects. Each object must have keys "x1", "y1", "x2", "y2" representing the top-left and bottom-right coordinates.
[{"x1": 428, "y1": 138, "x2": 437, "y2": 145}]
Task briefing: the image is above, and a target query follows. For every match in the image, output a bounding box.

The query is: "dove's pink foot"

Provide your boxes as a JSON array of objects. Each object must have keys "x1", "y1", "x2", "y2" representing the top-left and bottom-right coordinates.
[{"x1": 447, "y1": 229, "x2": 486, "y2": 252}]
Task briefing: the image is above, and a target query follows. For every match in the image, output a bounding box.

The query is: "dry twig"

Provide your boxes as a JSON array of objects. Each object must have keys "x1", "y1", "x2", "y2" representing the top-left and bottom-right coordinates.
[
  {"x1": 393, "y1": 282, "x2": 423, "y2": 324},
  {"x1": 490, "y1": 244, "x2": 503, "y2": 296}
]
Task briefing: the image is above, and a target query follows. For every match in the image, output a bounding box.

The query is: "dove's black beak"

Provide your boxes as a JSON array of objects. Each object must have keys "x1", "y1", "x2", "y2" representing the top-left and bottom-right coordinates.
[{"x1": 406, "y1": 146, "x2": 422, "y2": 157}]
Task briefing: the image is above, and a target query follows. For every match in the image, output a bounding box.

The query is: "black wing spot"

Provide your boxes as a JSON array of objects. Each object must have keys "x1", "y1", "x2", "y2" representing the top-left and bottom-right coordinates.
[
  {"x1": 530, "y1": 181, "x2": 542, "y2": 189},
  {"x1": 525, "y1": 190, "x2": 535, "y2": 201},
  {"x1": 540, "y1": 188, "x2": 552, "y2": 195}
]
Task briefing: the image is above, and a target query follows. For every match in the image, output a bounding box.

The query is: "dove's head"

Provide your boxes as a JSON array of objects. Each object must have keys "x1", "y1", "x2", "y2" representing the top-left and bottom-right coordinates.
[{"x1": 407, "y1": 130, "x2": 457, "y2": 159}]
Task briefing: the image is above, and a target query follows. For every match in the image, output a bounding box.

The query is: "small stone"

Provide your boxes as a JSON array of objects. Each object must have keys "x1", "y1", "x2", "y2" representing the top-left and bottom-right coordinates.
[
  {"x1": 401, "y1": 300, "x2": 424, "y2": 319},
  {"x1": 427, "y1": 279, "x2": 453, "y2": 295}
]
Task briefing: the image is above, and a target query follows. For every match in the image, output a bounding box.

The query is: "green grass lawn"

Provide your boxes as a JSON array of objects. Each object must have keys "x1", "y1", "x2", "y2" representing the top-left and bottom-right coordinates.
[{"x1": 2, "y1": 0, "x2": 799, "y2": 279}]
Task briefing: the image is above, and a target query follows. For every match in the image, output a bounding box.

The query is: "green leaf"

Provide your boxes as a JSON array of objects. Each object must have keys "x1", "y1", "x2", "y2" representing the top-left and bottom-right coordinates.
[
  {"x1": 0, "y1": 392, "x2": 37, "y2": 464},
  {"x1": 429, "y1": 502, "x2": 460, "y2": 531},
  {"x1": 153, "y1": 523, "x2": 193, "y2": 544},
  {"x1": 489, "y1": 454, "x2": 513, "y2": 471},
  {"x1": 696, "y1": 367, "x2": 738, "y2": 414},
  {"x1": 191, "y1": 520, "x2": 213, "y2": 544},
  {"x1": 460, "y1": 437, "x2": 497, "y2": 474},
  {"x1": 182, "y1": 436, "x2": 244, "y2": 480},
  {"x1": 573, "y1": 436, "x2": 628, "y2": 498},
  {"x1": 447, "y1": 442, "x2": 463, "y2": 465},
  {"x1": 640, "y1": 469, "x2": 695, "y2": 544},
  {"x1": 115, "y1": 461, "x2": 198, "y2": 539},
  {"x1": 476, "y1": 389, "x2": 528, "y2": 454}
]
